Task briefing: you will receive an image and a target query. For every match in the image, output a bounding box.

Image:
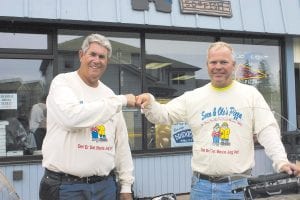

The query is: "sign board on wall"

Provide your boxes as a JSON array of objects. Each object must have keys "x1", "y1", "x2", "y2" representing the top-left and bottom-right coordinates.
[
  {"x1": 0, "y1": 93, "x2": 17, "y2": 110},
  {"x1": 131, "y1": 0, "x2": 232, "y2": 17},
  {"x1": 180, "y1": 0, "x2": 232, "y2": 17}
]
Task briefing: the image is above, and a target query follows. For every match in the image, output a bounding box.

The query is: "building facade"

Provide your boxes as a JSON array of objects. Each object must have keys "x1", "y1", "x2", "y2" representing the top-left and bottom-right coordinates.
[{"x1": 0, "y1": 0, "x2": 299, "y2": 199}]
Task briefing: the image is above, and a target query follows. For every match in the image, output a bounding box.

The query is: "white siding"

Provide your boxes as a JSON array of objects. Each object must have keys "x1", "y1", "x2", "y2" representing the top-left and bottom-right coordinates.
[
  {"x1": 0, "y1": 150, "x2": 273, "y2": 200},
  {"x1": 0, "y1": 0, "x2": 299, "y2": 35}
]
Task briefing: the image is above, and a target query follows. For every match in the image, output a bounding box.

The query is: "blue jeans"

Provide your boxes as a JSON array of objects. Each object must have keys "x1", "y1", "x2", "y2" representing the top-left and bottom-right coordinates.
[
  {"x1": 59, "y1": 176, "x2": 117, "y2": 200},
  {"x1": 190, "y1": 175, "x2": 248, "y2": 200},
  {"x1": 40, "y1": 173, "x2": 117, "y2": 200}
]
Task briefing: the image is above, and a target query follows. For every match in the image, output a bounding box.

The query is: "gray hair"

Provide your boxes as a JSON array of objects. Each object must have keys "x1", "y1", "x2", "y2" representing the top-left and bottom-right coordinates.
[
  {"x1": 207, "y1": 41, "x2": 235, "y2": 61},
  {"x1": 81, "y1": 34, "x2": 112, "y2": 58}
]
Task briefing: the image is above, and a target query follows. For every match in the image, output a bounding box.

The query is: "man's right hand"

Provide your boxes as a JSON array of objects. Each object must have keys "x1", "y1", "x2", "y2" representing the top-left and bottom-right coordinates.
[
  {"x1": 135, "y1": 93, "x2": 151, "y2": 109},
  {"x1": 125, "y1": 94, "x2": 136, "y2": 107}
]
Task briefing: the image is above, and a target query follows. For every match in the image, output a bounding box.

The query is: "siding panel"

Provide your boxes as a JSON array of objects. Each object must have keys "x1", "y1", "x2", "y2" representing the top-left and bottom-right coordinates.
[
  {"x1": 144, "y1": 3, "x2": 172, "y2": 26},
  {"x1": 0, "y1": 151, "x2": 274, "y2": 199},
  {"x1": 119, "y1": 0, "x2": 146, "y2": 24},
  {"x1": 260, "y1": 0, "x2": 285, "y2": 33},
  {"x1": 0, "y1": 0, "x2": 299, "y2": 35},
  {"x1": 29, "y1": 0, "x2": 57, "y2": 19},
  {"x1": 60, "y1": 0, "x2": 88, "y2": 20},
  {"x1": 0, "y1": 0, "x2": 25, "y2": 17},
  {"x1": 239, "y1": 0, "x2": 265, "y2": 32},
  {"x1": 221, "y1": 0, "x2": 244, "y2": 31},
  {"x1": 89, "y1": 0, "x2": 118, "y2": 22},
  {"x1": 170, "y1": 0, "x2": 197, "y2": 28},
  {"x1": 281, "y1": 0, "x2": 300, "y2": 34}
]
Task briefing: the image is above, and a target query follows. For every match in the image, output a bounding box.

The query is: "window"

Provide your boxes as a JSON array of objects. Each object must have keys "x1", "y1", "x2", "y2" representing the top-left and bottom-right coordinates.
[
  {"x1": 221, "y1": 37, "x2": 282, "y2": 127},
  {"x1": 145, "y1": 34, "x2": 214, "y2": 149},
  {"x1": 0, "y1": 31, "x2": 53, "y2": 158},
  {"x1": 220, "y1": 37, "x2": 283, "y2": 145},
  {"x1": 294, "y1": 38, "x2": 300, "y2": 129},
  {"x1": 172, "y1": 72, "x2": 186, "y2": 85},
  {"x1": 0, "y1": 28, "x2": 285, "y2": 159},
  {"x1": 0, "y1": 32, "x2": 48, "y2": 50},
  {"x1": 0, "y1": 59, "x2": 52, "y2": 156}
]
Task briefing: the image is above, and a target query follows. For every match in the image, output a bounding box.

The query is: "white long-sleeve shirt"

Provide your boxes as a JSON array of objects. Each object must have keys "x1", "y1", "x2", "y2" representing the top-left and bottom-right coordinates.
[
  {"x1": 42, "y1": 71, "x2": 134, "y2": 193},
  {"x1": 143, "y1": 81, "x2": 289, "y2": 175},
  {"x1": 29, "y1": 102, "x2": 46, "y2": 133}
]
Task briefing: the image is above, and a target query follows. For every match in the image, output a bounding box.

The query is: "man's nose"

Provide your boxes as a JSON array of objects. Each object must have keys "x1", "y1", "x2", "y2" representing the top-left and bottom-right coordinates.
[{"x1": 215, "y1": 62, "x2": 223, "y2": 69}]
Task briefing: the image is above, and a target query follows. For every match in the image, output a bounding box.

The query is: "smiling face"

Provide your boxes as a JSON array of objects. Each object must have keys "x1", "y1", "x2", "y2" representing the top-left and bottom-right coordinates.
[
  {"x1": 78, "y1": 42, "x2": 109, "y2": 87},
  {"x1": 207, "y1": 45, "x2": 236, "y2": 88}
]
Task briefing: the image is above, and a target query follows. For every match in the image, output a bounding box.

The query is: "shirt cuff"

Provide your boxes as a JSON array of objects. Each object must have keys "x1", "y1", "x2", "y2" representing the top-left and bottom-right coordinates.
[
  {"x1": 274, "y1": 160, "x2": 290, "y2": 172},
  {"x1": 118, "y1": 95, "x2": 127, "y2": 106},
  {"x1": 120, "y1": 184, "x2": 132, "y2": 193}
]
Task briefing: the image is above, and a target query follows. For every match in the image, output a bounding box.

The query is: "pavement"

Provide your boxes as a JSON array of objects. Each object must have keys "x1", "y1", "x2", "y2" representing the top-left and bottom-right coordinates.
[
  {"x1": 255, "y1": 195, "x2": 300, "y2": 200},
  {"x1": 176, "y1": 194, "x2": 189, "y2": 200},
  {"x1": 175, "y1": 194, "x2": 300, "y2": 200}
]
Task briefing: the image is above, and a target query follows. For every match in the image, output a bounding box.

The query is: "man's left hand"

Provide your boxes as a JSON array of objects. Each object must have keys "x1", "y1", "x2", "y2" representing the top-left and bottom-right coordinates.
[
  {"x1": 119, "y1": 193, "x2": 133, "y2": 200},
  {"x1": 280, "y1": 162, "x2": 300, "y2": 176}
]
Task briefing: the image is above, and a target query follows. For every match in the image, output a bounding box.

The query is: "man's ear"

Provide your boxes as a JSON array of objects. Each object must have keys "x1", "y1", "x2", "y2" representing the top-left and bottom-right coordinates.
[{"x1": 79, "y1": 50, "x2": 83, "y2": 60}]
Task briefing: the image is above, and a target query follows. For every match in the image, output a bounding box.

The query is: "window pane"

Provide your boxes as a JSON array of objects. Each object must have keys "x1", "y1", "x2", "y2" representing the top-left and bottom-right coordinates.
[
  {"x1": 58, "y1": 30, "x2": 142, "y2": 150},
  {"x1": 0, "y1": 32, "x2": 48, "y2": 49},
  {"x1": 221, "y1": 37, "x2": 282, "y2": 129},
  {"x1": 0, "y1": 59, "x2": 53, "y2": 157},
  {"x1": 145, "y1": 34, "x2": 214, "y2": 149}
]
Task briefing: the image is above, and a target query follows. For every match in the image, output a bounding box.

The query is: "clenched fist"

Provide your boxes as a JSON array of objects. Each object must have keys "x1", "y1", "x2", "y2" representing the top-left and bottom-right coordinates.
[
  {"x1": 125, "y1": 94, "x2": 136, "y2": 107},
  {"x1": 135, "y1": 93, "x2": 151, "y2": 109}
]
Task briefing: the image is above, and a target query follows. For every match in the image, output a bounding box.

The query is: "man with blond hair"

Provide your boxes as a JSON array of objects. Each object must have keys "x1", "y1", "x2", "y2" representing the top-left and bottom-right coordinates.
[{"x1": 136, "y1": 41, "x2": 300, "y2": 199}]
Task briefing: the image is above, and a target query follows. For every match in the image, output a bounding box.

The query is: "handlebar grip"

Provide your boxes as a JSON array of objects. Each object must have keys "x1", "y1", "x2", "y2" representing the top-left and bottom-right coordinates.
[{"x1": 248, "y1": 172, "x2": 294, "y2": 185}]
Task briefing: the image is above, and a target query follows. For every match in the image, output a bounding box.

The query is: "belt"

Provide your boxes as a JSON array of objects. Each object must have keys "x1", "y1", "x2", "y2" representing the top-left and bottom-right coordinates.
[
  {"x1": 193, "y1": 171, "x2": 250, "y2": 183},
  {"x1": 45, "y1": 168, "x2": 112, "y2": 184}
]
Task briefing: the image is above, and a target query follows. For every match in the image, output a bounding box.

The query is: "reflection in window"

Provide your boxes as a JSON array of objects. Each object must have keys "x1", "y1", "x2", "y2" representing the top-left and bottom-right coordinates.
[
  {"x1": 145, "y1": 34, "x2": 214, "y2": 149},
  {"x1": 221, "y1": 38, "x2": 282, "y2": 127},
  {"x1": 221, "y1": 38, "x2": 283, "y2": 145},
  {"x1": 172, "y1": 72, "x2": 186, "y2": 85},
  {"x1": 58, "y1": 30, "x2": 142, "y2": 150},
  {"x1": 0, "y1": 32, "x2": 48, "y2": 49},
  {"x1": 0, "y1": 59, "x2": 52, "y2": 156}
]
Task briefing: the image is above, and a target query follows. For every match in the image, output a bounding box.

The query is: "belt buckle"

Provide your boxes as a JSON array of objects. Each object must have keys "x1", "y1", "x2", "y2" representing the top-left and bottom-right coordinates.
[
  {"x1": 214, "y1": 176, "x2": 229, "y2": 183},
  {"x1": 209, "y1": 176, "x2": 220, "y2": 182},
  {"x1": 86, "y1": 177, "x2": 91, "y2": 184}
]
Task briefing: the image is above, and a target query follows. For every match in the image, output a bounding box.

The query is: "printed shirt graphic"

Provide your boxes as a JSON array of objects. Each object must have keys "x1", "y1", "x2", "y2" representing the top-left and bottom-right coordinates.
[
  {"x1": 195, "y1": 102, "x2": 254, "y2": 175},
  {"x1": 199, "y1": 105, "x2": 244, "y2": 149},
  {"x1": 91, "y1": 124, "x2": 107, "y2": 141}
]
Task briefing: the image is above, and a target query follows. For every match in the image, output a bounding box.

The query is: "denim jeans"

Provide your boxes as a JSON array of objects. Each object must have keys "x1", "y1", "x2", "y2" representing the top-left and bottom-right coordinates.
[
  {"x1": 190, "y1": 174, "x2": 248, "y2": 200},
  {"x1": 39, "y1": 174, "x2": 117, "y2": 200}
]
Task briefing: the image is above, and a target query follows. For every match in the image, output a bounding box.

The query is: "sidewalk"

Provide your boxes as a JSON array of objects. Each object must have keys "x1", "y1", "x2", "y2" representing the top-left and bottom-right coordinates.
[
  {"x1": 176, "y1": 194, "x2": 189, "y2": 200},
  {"x1": 176, "y1": 194, "x2": 300, "y2": 199}
]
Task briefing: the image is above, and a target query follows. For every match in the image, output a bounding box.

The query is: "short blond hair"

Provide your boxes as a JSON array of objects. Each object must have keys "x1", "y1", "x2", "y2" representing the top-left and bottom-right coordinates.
[{"x1": 207, "y1": 41, "x2": 235, "y2": 61}]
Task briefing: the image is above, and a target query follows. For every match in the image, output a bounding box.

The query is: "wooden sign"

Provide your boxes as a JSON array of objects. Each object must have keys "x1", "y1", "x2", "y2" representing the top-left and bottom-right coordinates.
[{"x1": 180, "y1": 0, "x2": 232, "y2": 17}]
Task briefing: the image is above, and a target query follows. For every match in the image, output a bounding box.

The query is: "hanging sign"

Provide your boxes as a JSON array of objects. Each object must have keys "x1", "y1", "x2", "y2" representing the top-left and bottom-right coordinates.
[{"x1": 0, "y1": 93, "x2": 17, "y2": 110}]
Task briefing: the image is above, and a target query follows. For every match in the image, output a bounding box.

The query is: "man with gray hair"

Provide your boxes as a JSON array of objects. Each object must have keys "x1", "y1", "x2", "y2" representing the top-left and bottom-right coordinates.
[{"x1": 40, "y1": 33, "x2": 135, "y2": 200}]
